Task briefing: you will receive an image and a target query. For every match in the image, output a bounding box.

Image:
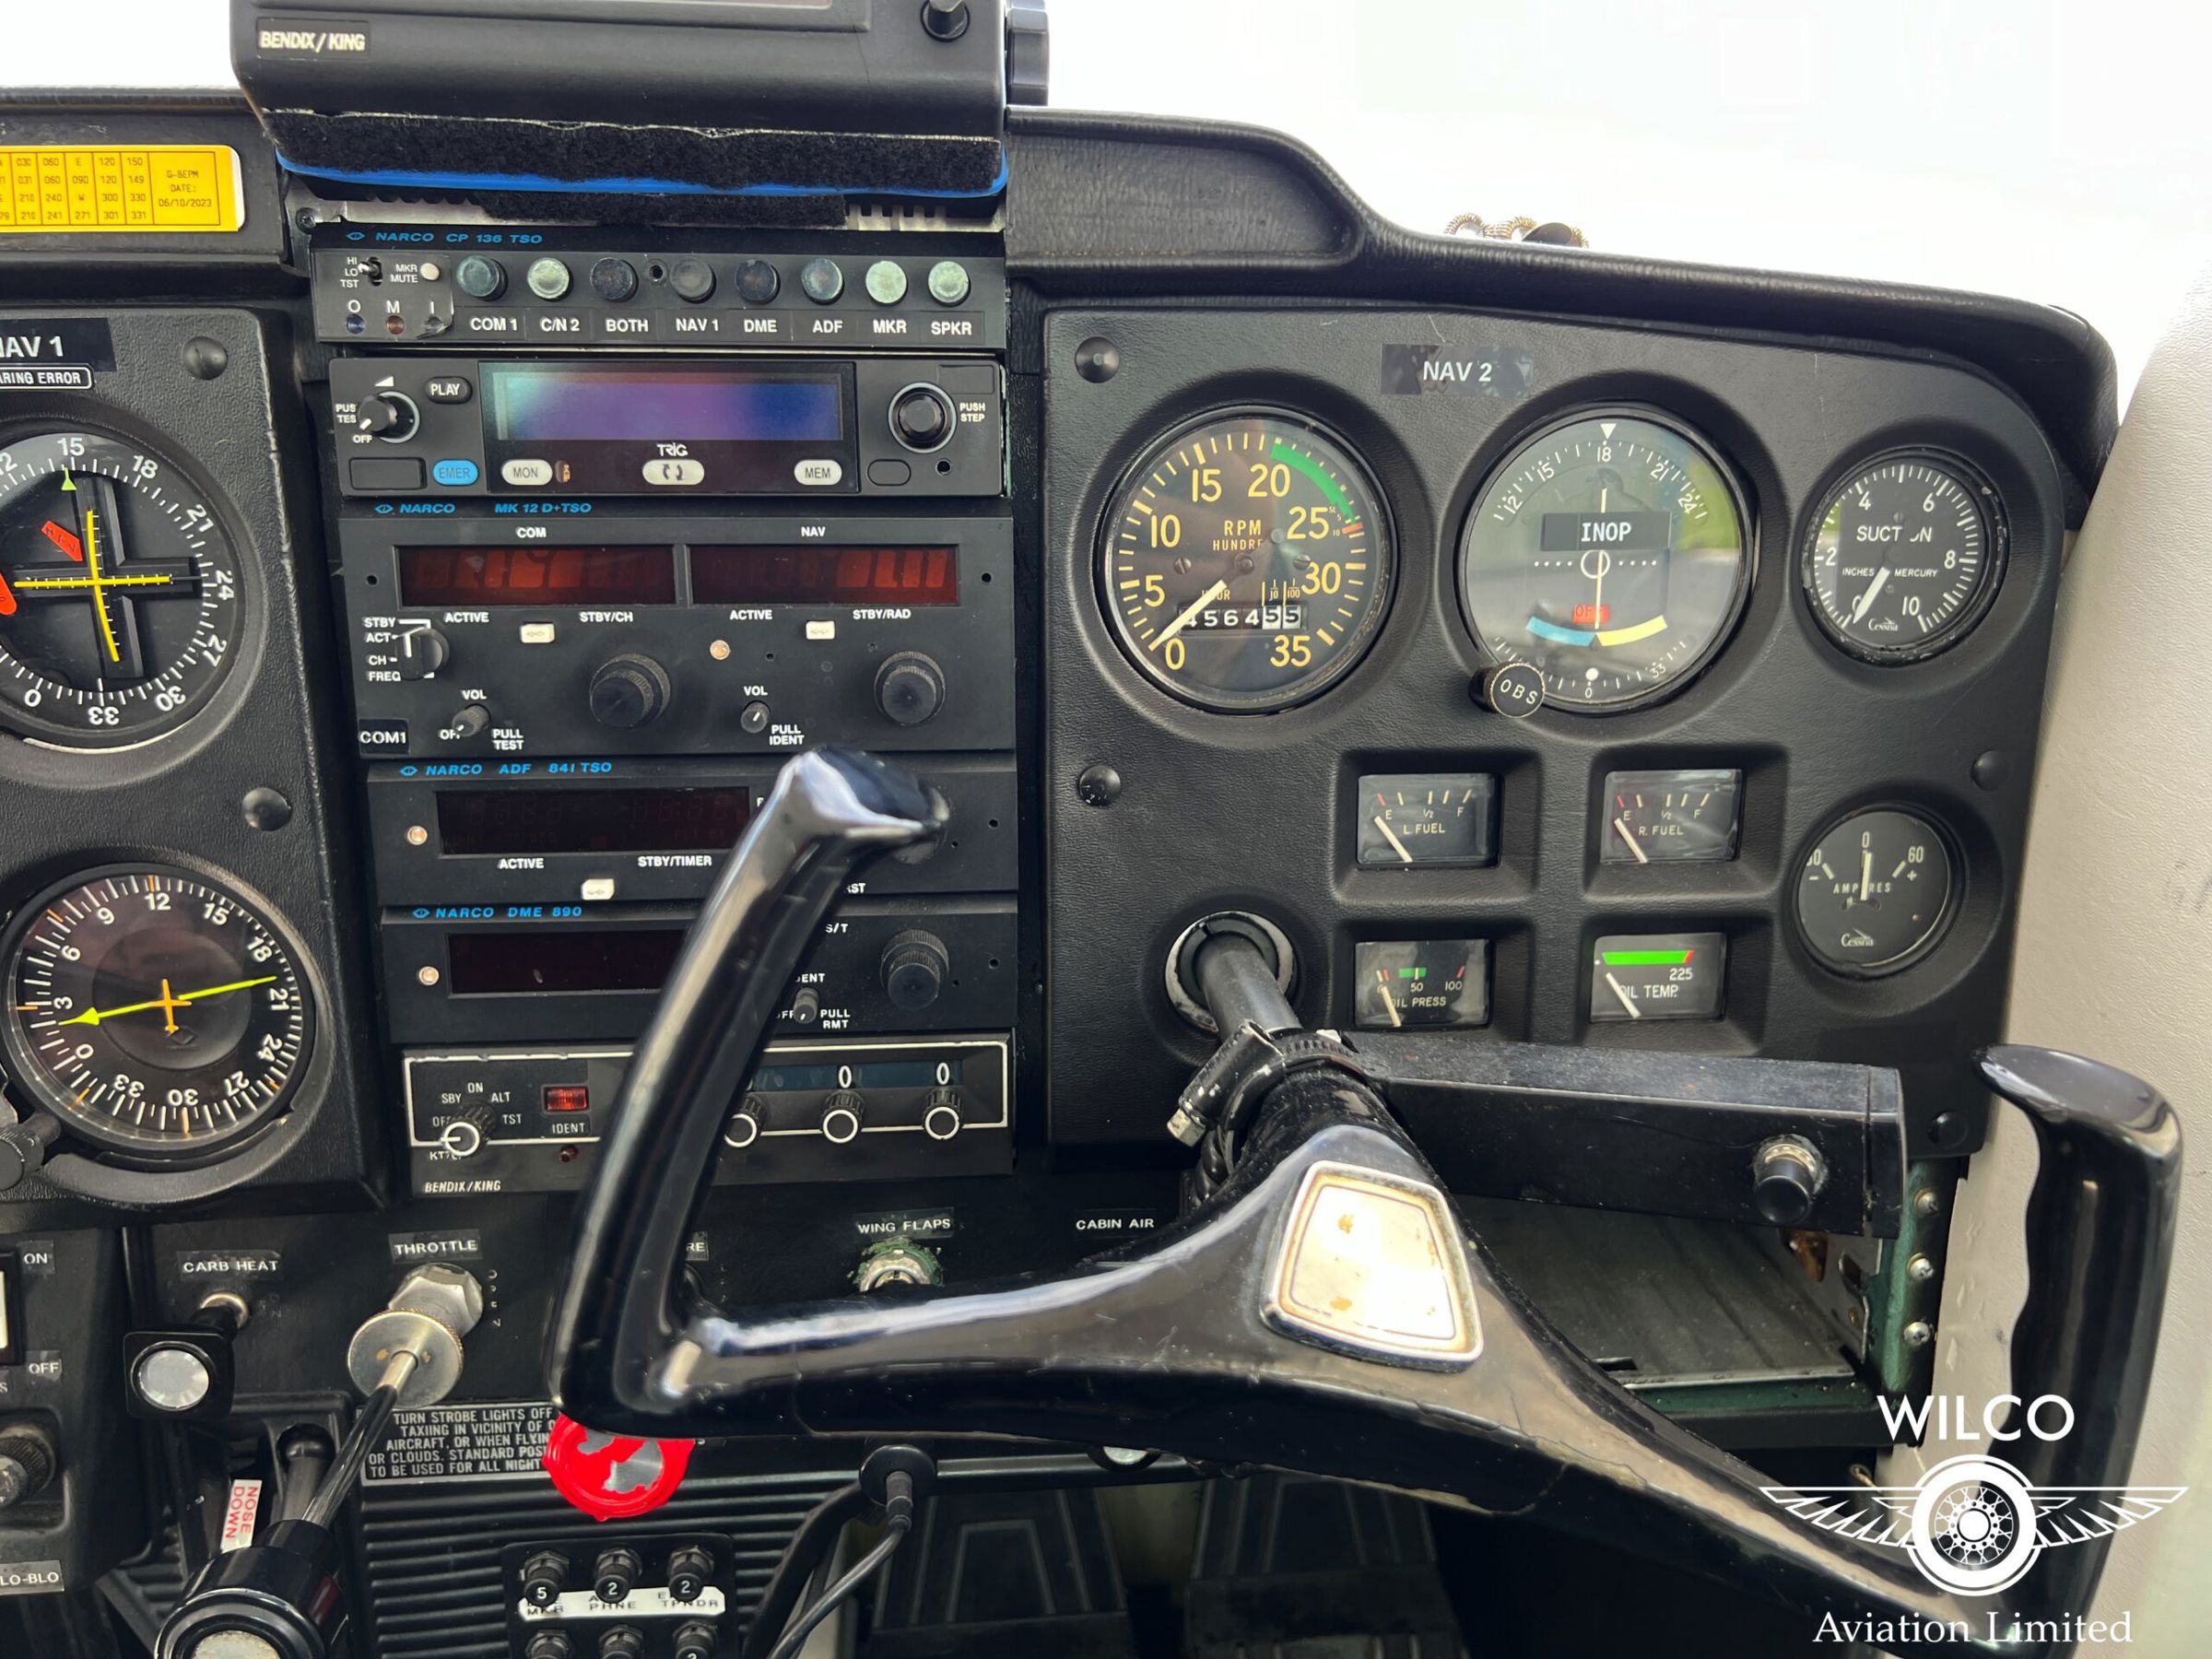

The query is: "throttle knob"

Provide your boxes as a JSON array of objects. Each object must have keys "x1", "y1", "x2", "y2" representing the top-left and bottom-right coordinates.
[
  {"x1": 874, "y1": 652, "x2": 946, "y2": 727},
  {"x1": 888, "y1": 383, "x2": 957, "y2": 453},
  {"x1": 588, "y1": 655, "x2": 672, "y2": 728},
  {"x1": 881, "y1": 930, "x2": 949, "y2": 1011}
]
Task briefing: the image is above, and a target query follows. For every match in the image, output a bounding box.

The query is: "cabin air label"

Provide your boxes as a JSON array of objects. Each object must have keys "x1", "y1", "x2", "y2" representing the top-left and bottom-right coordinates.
[{"x1": 1378, "y1": 345, "x2": 1536, "y2": 398}]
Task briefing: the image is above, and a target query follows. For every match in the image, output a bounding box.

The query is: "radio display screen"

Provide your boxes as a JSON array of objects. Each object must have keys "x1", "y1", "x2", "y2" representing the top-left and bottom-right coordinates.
[
  {"x1": 396, "y1": 545, "x2": 677, "y2": 606},
  {"x1": 483, "y1": 364, "x2": 844, "y2": 443},
  {"x1": 437, "y1": 787, "x2": 752, "y2": 855},
  {"x1": 448, "y1": 928, "x2": 685, "y2": 995},
  {"x1": 689, "y1": 545, "x2": 958, "y2": 606}
]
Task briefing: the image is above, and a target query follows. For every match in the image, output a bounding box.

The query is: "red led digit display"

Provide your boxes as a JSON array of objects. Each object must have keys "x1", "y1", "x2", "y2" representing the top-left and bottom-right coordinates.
[
  {"x1": 397, "y1": 546, "x2": 677, "y2": 606},
  {"x1": 688, "y1": 545, "x2": 957, "y2": 606}
]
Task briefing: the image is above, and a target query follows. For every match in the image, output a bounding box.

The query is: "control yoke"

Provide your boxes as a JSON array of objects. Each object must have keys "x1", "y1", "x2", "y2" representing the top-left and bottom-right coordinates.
[{"x1": 547, "y1": 748, "x2": 2180, "y2": 1656}]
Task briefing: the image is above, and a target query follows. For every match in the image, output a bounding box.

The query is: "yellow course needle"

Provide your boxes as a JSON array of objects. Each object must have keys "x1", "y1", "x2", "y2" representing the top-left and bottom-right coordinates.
[{"x1": 56, "y1": 974, "x2": 277, "y2": 1028}]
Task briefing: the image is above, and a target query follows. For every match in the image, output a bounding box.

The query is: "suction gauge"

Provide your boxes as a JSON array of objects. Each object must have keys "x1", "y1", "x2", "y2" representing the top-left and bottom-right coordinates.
[{"x1": 1803, "y1": 451, "x2": 2005, "y2": 663}]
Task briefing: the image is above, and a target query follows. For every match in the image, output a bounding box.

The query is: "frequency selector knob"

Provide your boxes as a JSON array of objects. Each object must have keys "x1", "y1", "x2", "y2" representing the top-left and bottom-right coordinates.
[
  {"x1": 881, "y1": 931, "x2": 948, "y2": 1011},
  {"x1": 355, "y1": 392, "x2": 421, "y2": 442},
  {"x1": 588, "y1": 655, "x2": 672, "y2": 728},
  {"x1": 395, "y1": 626, "x2": 450, "y2": 679},
  {"x1": 888, "y1": 383, "x2": 957, "y2": 453},
  {"x1": 874, "y1": 652, "x2": 945, "y2": 727}
]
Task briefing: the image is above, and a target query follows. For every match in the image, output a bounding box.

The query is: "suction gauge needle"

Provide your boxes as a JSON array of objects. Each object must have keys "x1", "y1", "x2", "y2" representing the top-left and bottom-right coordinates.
[
  {"x1": 1850, "y1": 569, "x2": 1891, "y2": 624},
  {"x1": 1151, "y1": 579, "x2": 1230, "y2": 652}
]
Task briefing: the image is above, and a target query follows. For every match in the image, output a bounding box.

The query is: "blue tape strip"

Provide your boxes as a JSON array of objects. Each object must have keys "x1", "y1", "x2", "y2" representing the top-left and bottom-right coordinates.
[{"x1": 277, "y1": 153, "x2": 1009, "y2": 201}]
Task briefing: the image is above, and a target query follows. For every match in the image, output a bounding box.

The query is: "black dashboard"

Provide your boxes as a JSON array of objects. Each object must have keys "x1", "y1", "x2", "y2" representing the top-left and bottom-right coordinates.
[{"x1": 0, "y1": 71, "x2": 2113, "y2": 1659}]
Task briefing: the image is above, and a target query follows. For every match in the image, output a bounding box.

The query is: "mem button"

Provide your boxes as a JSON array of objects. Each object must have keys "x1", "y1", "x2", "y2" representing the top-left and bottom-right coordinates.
[
  {"x1": 644, "y1": 458, "x2": 706, "y2": 487},
  {"x1": 500, "y1": 458, "x2": 554, "y2": 488},
  {"x1": 349, "y1": 456, "x2": 424, "y2": 491},
  {"x1": 794, "y1": 458, "x2": 844, "y2": 488}
]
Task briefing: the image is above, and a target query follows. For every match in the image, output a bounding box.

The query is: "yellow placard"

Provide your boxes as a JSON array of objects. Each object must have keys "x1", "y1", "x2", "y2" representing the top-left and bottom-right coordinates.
[{"x1": 0, "y1": 146, "x2": 244, "y2": 234}]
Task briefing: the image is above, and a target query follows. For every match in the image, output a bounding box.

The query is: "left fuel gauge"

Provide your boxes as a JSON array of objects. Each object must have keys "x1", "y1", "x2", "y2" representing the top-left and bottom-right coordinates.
[{"x1": 0, "y1": 430, "x2": 242, "y2": 747}]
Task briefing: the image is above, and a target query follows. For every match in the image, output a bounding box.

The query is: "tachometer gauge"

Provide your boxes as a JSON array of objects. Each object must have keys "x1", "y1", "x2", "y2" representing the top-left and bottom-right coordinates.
[
  {"x1": 1099, "y1": 409, "x2": 1394, "y2": 712},
  {"x1": 1802, "y1": 451, "x2": 2005, "y2": 662},
  {"x1": 2, "y1": 867, "x2": 313, "y2": 1160},
  {"x1": 0, "y1": 430, "x2": 241, "y2": 747},
  {"x1": 1459, "y1": 410, "x2": 1751, "y2": 711}
]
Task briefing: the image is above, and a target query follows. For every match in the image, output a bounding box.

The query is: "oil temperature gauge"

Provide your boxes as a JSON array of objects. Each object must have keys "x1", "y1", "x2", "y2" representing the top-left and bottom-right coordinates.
[
  {"x1": 1353, "y1": 940, "x2": 1489, "y2": 1030},
  {"x1": 1589, "y1": 933, "x2": 1726, "y2": 1022},
  {"x1": 1600, "y1": 769, "x2": 1742, "y2": 864},
  {"x1": 1355, "y1": 773, "x2": 1498, "y2": 868}
]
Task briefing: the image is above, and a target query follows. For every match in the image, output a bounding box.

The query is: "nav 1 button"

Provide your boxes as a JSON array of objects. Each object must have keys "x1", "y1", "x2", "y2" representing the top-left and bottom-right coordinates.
[
  {"x1": 501, "y1": 458, "x2": 554, "y2": 487},
  {"x1": 794, "y1": 458, "x2": 844, "y2": 488},
  {"x1": 644, "y1": 458, "x2": 706, "y2": 486}
]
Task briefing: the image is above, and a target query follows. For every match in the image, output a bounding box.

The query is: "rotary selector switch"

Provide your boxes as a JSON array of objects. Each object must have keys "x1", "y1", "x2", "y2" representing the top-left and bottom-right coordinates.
[
  {"x1": 588, "y1": 655, "x2": 672, "y2": 728},
  {"x1": 355, "y1": 391, "x2": 422, "y2": 443}
]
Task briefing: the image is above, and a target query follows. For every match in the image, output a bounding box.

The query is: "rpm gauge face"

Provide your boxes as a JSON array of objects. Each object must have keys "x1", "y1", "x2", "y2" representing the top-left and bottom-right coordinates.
[
  {"x1": 1099, "y1": 409, "x2": 1394, "y2": 712},
  {"x1": 1459, "y1": 410, "x2": 1752, "y2": 711},
  {"x1": 0, "y1": 430, "x2": 241, "y2": 747},
  {"x1": 3, "y1": 867, "x2": 313, "y2": 1159},
  {"x1": 1803, "y1": 452, "x2": 2004, "y2": 662}
]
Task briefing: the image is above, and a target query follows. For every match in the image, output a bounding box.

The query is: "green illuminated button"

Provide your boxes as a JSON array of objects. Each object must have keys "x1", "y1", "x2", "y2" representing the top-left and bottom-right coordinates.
[
  {"x1": 799, "y1": 257, "x2": 844, "y2": 303},
  {"x1": 926, "y1": 260, "x2": 971, "y2": 304},
  {"x1": 524, "y1": 256, "x2": 571, "y2": 300},
  {"x1": 1590, "y1": 932, "x2": 1726, "y2": 1023},
  {"x1": 865, "y1": 260, "x2": 909, "y2": 304}
]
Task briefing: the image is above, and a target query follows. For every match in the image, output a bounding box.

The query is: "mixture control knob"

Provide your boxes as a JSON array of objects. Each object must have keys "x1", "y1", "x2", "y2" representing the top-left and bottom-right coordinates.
[
  {"x1": 820, "y1": 1090, "x2": 865, "y2": 1145},
  {"x1": 874, "y1": 652, "x2": 946, "y2": 727},
  {"x1": 723, "y1": 1093, "x2": 767, "y2": 1149},
  {"x1": 588, "y1": 655, "x2": 672, "y2": 728},
  {"x1": 356, "y1": 392, "x2": 421, "y2": 443},
  {"x1": 395, "y1": 625, "x2": 450, "y2": 679},
  {"x1": 888, "y1": 382, "x2": 957, "y2": 453},
  {"x1": 593, "y1": 1547, "x2": 643, "y2": 1604},
  {"x1": 923, "y1": 1088, "x2": 964, "y2": 1142},
  {"x1": 0, "y1": 1422, "x2": 57, "y2": 1510},
  {"x1": 519, "y1": 1549, "x2": 570, "y2": 1609},
  {"x1": 1752, "y1": 1135, "x2": 1829, "y2": 1226},
  {"x1": 881, "y1": 930, "x2": 948, "y2": 1012},
  {"x1": 597, "y1": 1630, "x2": 645, "y2": 1659},
  {"x1": 665, "y1": 1546, "x2": 714, "y2": 1603},
  {"x1": 454, "y1": 254, "x2": 507, "y2": 300},
  {"x1": 672, "y1": 1623, "x2": 718, "y2": 1659}
]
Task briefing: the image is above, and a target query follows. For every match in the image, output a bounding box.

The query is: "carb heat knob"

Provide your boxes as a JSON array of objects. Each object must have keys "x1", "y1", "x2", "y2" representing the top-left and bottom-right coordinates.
[
  {"x1": 881, "y1": 930, "x2": 948, "y2": 1011},
  {"x1": 588, "y1": 655, "x2": 672, "y2": 728},
  {"x1": 874, "y1": 652, "x2": 945, "y2": 727},
  {"x1": 889, "y1": 382, "x2": 957, "y2": 453}
]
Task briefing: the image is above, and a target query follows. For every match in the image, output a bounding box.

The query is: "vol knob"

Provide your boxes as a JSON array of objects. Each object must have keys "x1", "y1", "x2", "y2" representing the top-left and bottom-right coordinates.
[
  {"x1": 588, "y1": 655, "x2": 672, "y2": 728},
  {"x1": 881, "y1": 930, "x2": 948, "y2": 1012},
  {"x1": 356, "y1": 392, "x2": 421, "y2": 443},
  {"x1": 875, "y1": 652, "x2": 945, "y2": 727}
]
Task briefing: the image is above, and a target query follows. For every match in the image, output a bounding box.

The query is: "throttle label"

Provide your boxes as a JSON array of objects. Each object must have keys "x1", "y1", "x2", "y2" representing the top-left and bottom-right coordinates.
[{"x1": 0, "y1": 147, "x2": 244, "y2": 234}]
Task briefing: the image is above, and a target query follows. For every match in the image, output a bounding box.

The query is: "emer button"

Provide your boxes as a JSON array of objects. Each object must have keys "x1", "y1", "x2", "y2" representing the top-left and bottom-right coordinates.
[
  {"x1": 500, "y1": 458, "x2": 554, "y2": 487},
  {"x1": 643, "y1": 458, "x2": 706, "y2": 486},
  {"x1": 430, "y1": 458, "x2": 480, "y2": 487},
  {"x1": 794, "y1": 458, "x2": 844, "y2": 487}
]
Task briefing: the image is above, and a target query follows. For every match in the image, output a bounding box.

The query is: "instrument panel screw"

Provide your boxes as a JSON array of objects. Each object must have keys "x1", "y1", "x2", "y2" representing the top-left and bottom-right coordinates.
[
  {"x1": 241, "y1": 787, "x2": 293, "y2": 830},
  {"x1": 182, "y1": 337, "x2": 228, "y2": 381},
  {"x1": 417, "y1": 966, "x2": 441, "y2": 987},
  {"x1": 1902, "y1": 1321, "x2": 1935, "y2": 1349},
  {"x1": 406, "y1": 825, "x2": 429, "y2": 846},
  {"x1": 1908, "y1": 1253, "x2": 1936, "y2": 1281},
  {"x1": 1075, "y1": 337, "x2": 1121, "y2": 382},
  {"x1": 1912, "y1": 1188, "x2": 1942, "y2": 1218},
  {"x1": 1076, "y1": 764, "x2": 1123, "y2": 807}
]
